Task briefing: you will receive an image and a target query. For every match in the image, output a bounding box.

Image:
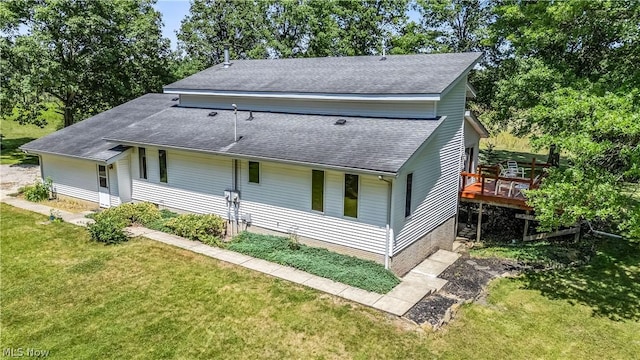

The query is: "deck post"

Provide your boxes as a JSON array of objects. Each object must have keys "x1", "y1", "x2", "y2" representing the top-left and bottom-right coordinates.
[
  {"x1": 531, "y1": 158, "x2": 536, "y2": 185},
  {"x1": 522, "y1": 210, "x2": 530, "y2": 242},
  {"x1": 476, "y1": 202, "x2": 483, "y2": 242}
]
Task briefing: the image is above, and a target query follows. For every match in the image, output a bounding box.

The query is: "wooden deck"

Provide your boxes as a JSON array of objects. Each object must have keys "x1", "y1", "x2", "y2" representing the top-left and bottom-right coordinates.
[
  {"x1": 460, "y1": 179, "x2": 532, "y2": 210},
  {"x1": 459, "y1": 159, "x2": 551, "y2": 210}
]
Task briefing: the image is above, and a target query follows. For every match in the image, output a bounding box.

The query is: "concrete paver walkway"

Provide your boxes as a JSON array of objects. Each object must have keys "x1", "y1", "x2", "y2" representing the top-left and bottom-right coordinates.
[{"x1": 2, "y1": 195, "x2": 459, "y2": 316}]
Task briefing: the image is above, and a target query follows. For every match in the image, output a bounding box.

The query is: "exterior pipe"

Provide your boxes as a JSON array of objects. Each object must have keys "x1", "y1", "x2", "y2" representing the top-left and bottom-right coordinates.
[
  {"x1": 232, "y1": 103, "x2": 238, "y2": 142},
  {"x1": 378, "y1": 175, "x2": 393, "y2": 269}
]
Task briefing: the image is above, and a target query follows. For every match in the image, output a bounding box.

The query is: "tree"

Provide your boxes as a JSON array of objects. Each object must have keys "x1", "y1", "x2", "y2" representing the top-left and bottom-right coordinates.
[
  {"x1": 176, "y1": 0, "x2": 269, "y2": 68},
  {"x1": 176, "y1": 0, "x2": 409, "y2": 65},
  {"x1": 409, "y1": 0, "x2": 493, "y2": 53},
  {"x1": 0, "y1": 0, "x2": 173, "y2": 127},
  {"x1": 484, "y1": 0, "x2": 640, "y2": 236}
]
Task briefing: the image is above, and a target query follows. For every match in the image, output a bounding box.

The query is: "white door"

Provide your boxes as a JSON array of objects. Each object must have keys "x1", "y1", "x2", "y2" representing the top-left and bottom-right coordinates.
[{"x1": 97, "y1": 164, "x2": 110, "y2": 208}]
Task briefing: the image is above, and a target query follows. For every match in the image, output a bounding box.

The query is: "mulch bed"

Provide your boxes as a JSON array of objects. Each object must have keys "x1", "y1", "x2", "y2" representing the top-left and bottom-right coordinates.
[{"x1": 405, "y1": 254, "x2": 525, "y2": 327}]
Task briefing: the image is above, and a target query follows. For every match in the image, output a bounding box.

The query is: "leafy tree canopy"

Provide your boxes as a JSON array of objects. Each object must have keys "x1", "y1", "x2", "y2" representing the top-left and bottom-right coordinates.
[
  {"x1": 483, "y1": 0, "x2": 640, "y2": 235},
  {"x1": 1, "y1": 0, "x2": 173, "y2": 127},
  {"x1": 177, "y1": 0, "x2": 408, "y2": 70}
]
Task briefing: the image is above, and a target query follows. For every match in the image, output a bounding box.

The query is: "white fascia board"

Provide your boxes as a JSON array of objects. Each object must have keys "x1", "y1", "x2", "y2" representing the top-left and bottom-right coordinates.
[
  {"x1": 163, "y1": 89, "x2": 441, "y2": 102},
  {"x1": 465, "y1": 110, "x2": 489, "y2": 138}
]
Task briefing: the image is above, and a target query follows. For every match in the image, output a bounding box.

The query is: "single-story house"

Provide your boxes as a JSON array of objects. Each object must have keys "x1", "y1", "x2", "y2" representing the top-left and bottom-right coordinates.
[{"x1": 22, "y1": 52, "x2": 487, "y2": 275}]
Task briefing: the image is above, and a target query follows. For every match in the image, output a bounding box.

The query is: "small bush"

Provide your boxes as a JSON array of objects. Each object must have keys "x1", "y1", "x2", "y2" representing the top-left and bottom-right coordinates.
[
  {"x1": 164, "y1": 214, "x2": 226, "y2": 246},
  {"x1": 93, "y1": 202, "x2": 161, "y2": 227},
  {"x1": 23, "y1": 177, "x2": 52, "y2": 202},
  {"x1": 88, "y1": 215, "x2": 129, "y2": 244}
]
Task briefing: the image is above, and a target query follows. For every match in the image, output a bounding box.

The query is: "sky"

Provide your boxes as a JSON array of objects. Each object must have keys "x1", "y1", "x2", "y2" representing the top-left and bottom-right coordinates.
[{"x1": 153, "y1": 0, "x2": 191, "y2": 50}]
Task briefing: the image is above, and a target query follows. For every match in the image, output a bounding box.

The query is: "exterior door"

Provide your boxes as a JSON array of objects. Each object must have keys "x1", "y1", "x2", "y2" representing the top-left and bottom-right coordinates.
[{"x1": 97, "y1": 164, "x2": 110, "y2": 208}]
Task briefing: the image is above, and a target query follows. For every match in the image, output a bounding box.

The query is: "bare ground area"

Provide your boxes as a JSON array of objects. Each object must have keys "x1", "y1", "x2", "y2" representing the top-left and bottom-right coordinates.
[
  {"x1": 0, "y1": 164, "x2": 40, "y2": 194},
  {"x1": 406, "y1": 253, "x2": 525, "y2": 328}
]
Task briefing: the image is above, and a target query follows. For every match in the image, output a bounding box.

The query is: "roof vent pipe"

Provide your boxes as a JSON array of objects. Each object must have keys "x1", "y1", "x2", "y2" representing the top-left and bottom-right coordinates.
[
  {"x1": 232, "y1": 103, "x2": 238, "y2": 142},
  {"x1": 223, "y1": 45, "x2": 231, "y2": 68},
  {"x1": 380, "y1": 39, "x2": 386, "y2": 61}
]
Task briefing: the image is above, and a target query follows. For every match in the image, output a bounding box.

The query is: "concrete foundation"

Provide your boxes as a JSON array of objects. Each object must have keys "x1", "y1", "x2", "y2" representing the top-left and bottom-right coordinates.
[{"x1": 390, "y1": 216, "x2": 456, "y2": 276}]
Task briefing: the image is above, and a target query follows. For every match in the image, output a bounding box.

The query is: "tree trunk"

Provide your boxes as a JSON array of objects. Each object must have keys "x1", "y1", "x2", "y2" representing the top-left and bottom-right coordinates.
[{"x1": 63, "y1": 107, "x2": 74, "y2": 127}]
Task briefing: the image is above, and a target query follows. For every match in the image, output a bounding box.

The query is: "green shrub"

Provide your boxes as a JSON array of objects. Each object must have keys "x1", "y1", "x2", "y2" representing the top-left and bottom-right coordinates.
[
  {"x1": 87, "y1": 215, "x2": 129, "y2": 244},
  {"x1": 23, "y1": 177, "x2": 52, "y2": 202},
  {"x1": 228, "y1": 232, "x2": 400, "y2": 293},
  {"x1": 93, "y1": 202, "x2": 161, "y2": 227},
  {"x1": 164, "y1": 214, "x2": 226, "y2": 246},
  {"x1": 145, "y1": 209, "x2": 179, "y2": 232}
]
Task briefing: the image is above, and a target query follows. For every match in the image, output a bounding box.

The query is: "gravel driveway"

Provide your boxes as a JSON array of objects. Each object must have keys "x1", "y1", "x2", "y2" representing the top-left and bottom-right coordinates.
[{"x1": 0, "y1": 164, "x2": 41, "y2": 195}]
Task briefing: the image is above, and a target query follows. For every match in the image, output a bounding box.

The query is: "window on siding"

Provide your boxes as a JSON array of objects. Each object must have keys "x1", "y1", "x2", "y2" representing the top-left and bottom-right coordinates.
[
  {"x1": 98, "y1": 165, "x2": 108, "y2": 188},
  {"x1": 311, "y1": 170, "x2": 324, "y2": 212},
  {"x1": 248, "y1": 161, "x2": 260, "y2": 184},
  {"x1": 405, "y1": 173, "x2": 413, "y2": 217},
  {"x1": 159, "y1": 150, "x2": 167, "y2": 183},
  {"x1": 139, "y1": 147, "x2": 147, "y2": 179},
  {"x1": 344, "y1": 174, "x2": 358, "y2": 218}
]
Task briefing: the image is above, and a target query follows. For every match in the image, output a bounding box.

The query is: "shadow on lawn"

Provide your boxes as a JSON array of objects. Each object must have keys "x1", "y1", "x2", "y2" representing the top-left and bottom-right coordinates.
[
  {"x1": 0, "y1": 137, "x2": 39, "y2": 165},
  {"x1": 520, "y1": 238, "x2": 640, "y2": 322}
]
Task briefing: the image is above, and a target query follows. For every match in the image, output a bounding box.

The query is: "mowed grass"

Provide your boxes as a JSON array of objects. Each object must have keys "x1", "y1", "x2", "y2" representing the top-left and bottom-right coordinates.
[
  {"x1": 0, "y1": 112, "x2": 60, "y2": 165},
  {"x1": 2, "y1": 204, "x2": 639, "y2": 359}
]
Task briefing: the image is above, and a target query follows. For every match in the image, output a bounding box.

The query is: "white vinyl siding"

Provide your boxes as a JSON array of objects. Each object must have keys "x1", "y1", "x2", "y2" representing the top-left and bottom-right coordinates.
[
  {"x1": 180, "y1": 95, "x2": 436, "y2": 119},
  {"x1": 108, "y1": 165, "x2": 120, "y2": 206},
  {"x1": 116, "y1": 156, "x2": 132, "y2": 203},
  {"x1": 237, "y1": 161, "x2": 387, "y2": 254},
  {"x1": 40, "y1": 154, "x2": 100, "y2": 203},
  {"x1": 131, "y1": 148, "x2": 232, "y2": 214},
  {"x1": 391, "y1": 76, "x2": 467, "y2": 254},
  {"x1": 464, "y1": 120, "x2": 481, "y2": 172}
]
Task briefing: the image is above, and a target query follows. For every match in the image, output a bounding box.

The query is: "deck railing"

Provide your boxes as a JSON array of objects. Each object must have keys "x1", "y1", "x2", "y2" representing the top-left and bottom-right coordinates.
[{"x1": 460, "y1": 158, "x2": 550, "y2": 197}]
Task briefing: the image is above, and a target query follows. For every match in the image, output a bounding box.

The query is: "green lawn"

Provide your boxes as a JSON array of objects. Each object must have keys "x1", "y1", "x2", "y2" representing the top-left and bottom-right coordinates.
[
  {"x1": 1, "y1": 204, "x2": 638, "y2": 359},
  {"x1": 0, "y1": 114, "x2": 59, "y2": 165}
]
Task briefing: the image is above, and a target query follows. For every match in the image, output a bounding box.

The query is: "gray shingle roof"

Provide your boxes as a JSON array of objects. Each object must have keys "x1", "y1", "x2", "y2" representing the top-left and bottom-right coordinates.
[
  {"x1": 164, "y1": 53, "x2": 482, "y2": 95},
  {"x1": 104, "y1": 107, "x2": 445, "y2": 174},
  {"x1": 21, "y1": 94, "x2": 176, "y2": 162}
]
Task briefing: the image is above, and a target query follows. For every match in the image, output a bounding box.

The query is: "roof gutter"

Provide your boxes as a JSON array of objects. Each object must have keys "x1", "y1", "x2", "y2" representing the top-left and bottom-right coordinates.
[
  {"x1": 102, "y1": 138, "x2": 399, "y2": 177},
  {"x1": 163, "y1": 89, "x2": 441, "y2": 102},
  {"x1": 20, "y1": 147, "x2": 130, "y2": 165}
]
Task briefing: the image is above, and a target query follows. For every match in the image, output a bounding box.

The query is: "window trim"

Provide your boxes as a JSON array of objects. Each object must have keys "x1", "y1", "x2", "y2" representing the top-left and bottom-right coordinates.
[
  {"x1": 138, "y1": 147, "x2": 147, "y2": 180},
  {"x1": 97, "y1": 164, "x2": 108, "y2": 189},
  {"x1": 248, "y1": 161, "x2": 260, "y2": 184},
  {"x1": 311, "y1": 169, "x2": 325, "y2": 213},
  {"x1": 343, "y1": 173, "x2": 359, "y2": 218},
  {"x1": 405, "y1": 173, "x2": 413, "y2": 218},
  {"x1": 159, "y1": 149, "x2": 168, "y2": 183}
]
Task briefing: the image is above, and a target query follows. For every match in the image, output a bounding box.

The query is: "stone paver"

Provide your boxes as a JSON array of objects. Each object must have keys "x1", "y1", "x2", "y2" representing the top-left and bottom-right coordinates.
[
  {"x1": 211, "y1": 249, "x2": 253, "y2": 265},
  {"x1": 429, "y1": 249, "x2": 461, "y2": 264},
  {"x1": 303, "y1": 276, "x2": 350, "y2": 295},
  {"x1": 385, "y1": 280, "x2": 436, "y2": 305},
  {"x1": 190, "y1": 243, "x2": 225, "y2": 257},
  {"x1": 411, "y1": 259, "x2": 452, "y2": 277},
  {"x1": 271, "y1": 267, "x2": 314, "y2": 284},
  {"x1": 147, "y1": 231, "x2": 199, "y2": 249},
  {"x1": 243, "y1": 258, "x2": 282, "y2": 274},
  {"x1": 338, "y1": 287, "x2": 383, "y2": 306},
  {"x1": 402, "y1": 272, "x2": 448, "y2": 292},
  {"x1": 2, "y1": 195, "x2": 463, "y2": 319},
  {"x1": 371, "y1": 295, "x2": 415, "y2": 316}
]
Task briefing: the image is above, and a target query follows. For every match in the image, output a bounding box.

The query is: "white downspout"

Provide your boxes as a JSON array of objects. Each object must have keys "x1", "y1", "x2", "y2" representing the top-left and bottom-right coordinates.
[{"x1": 379, "y1": 176, "x2": 393, "y2": 269}]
